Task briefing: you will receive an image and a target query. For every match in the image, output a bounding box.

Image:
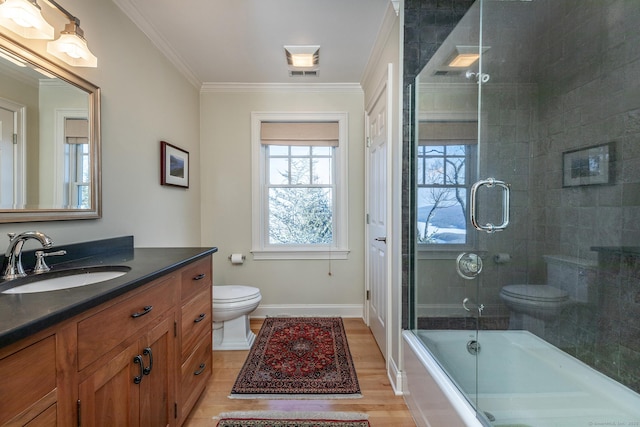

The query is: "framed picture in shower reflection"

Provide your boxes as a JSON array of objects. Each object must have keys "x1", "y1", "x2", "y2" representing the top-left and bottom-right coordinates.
[
  {"x1": 562, "y1": 142, "x2": 614, "y2": 187},
  {"x1": 160, "y1": 140, "x2": 189, "y2": 188}
]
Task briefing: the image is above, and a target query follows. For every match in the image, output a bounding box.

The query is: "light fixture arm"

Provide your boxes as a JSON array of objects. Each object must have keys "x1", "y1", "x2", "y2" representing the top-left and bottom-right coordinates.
[{"x1": 41, "y1": 0, "x2": 79, "y2": 27}]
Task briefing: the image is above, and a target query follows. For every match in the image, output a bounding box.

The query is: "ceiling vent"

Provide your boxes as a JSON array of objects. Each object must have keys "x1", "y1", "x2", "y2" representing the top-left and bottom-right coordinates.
[
  {"x1": 434, "y1": 70, "x2": 462, "y2": 76},
  {"x1": 289, "y1": 70, "x2": 319, "y2": 77}
]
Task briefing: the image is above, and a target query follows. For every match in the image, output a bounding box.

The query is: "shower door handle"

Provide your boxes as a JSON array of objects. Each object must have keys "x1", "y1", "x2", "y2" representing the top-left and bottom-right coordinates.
[{"x1": 470, "y1": 178, "x2": 510, "y2": 233}]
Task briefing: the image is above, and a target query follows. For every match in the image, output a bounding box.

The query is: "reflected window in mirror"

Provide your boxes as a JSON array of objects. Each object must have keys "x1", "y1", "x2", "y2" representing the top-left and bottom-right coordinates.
[
  {"x1": 63, "y1": 117, "x2": 90, "y2": 209},
  {"x1": 417, "y1": 121, "x2": 477, "y2": 247}
]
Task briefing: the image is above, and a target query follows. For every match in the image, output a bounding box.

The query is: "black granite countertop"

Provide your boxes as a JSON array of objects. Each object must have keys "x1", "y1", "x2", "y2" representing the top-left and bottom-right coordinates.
[{"x1": 0, "y1": 236, "x2": 217, "y2": 348}]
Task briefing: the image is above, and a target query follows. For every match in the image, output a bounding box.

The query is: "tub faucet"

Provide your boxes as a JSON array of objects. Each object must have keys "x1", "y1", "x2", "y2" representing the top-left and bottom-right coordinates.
[{"x1": 1, "y1": 231, "x2": 54, "y2": 280}]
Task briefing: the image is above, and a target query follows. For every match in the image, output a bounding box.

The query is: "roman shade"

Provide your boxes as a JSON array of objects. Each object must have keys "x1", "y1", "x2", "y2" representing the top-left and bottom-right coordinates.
[
  {"x1": 260, "y1": 122, "x2": 339, "y2": 146},
  {"x1": 65, "y1": 118, "x2": 89, "y2": 144},
  {"x1": 418, "y1": 121, "x2": 477, "y2": 145}
]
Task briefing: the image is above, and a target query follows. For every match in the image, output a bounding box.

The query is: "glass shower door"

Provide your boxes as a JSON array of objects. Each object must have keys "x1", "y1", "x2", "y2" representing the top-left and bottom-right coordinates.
[{"x1": 412, "y1": 0, "x2": 486, "y2": 415}]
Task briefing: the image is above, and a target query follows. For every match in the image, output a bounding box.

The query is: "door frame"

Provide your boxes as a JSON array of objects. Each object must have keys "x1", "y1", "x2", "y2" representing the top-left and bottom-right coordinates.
[
  {"x1": 0, "y1": 97, "x2": 26, "y2": 209},
  {"x1": 364, "y1": 63, "x2": 393, "y2": 361}
]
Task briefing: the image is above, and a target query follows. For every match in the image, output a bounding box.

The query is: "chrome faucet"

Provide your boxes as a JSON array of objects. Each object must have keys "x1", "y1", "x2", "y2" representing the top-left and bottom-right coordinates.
[{"x1": 1, "y1": 231, "x2": 54, "y2": 280}]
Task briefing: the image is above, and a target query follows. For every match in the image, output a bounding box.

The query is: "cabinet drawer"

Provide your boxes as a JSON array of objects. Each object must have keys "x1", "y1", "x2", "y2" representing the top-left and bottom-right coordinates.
[
  {"x1": 181, "y1": 291, "x2": 212, "y2": 361},
  {"x1": 0, "y1": 336, "x2": 56, "y2": 425},
  {"x1": 180, "y1": 256, "x2": 212, "y2": 302},
  {"x1": 77, "y1": 275, "x2": 177, "y2": 371},
  {"x1": 180, "y1": 332, "x2": 212, "y2": 418}
]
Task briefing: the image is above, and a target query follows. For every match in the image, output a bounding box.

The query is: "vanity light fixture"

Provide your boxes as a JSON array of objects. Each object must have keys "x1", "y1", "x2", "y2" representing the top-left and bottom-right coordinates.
[
  {"x1": 44, "y1": 0, "x2": 96, "y2": 67},
  {"x1": 46, "y1": 19, "x2": 96, "y2": 67},
  {"x1": 284, "y1": 45, "x2": 319, "y2": 69},
  {"x1": 0, "y1": 0, "x2": 54, "y2": 40},
  {"x1": 0, "y1": 0, "x2": 97, "y2": 67}
]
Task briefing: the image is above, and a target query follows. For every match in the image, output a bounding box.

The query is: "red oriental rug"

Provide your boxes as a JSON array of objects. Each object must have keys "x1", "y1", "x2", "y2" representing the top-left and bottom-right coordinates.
[
  {"x1": 215, "y1": 411, "x2": 370, "y2": 427},
  {"x1": 230, "y1": 317, "x2": 361, "y2": 398}
]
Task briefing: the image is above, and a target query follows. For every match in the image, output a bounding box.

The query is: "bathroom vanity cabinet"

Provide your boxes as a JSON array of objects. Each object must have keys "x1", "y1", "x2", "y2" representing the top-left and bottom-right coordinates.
[{"x1": 0, "y1": 250, "x2": 213, "y2": 426}]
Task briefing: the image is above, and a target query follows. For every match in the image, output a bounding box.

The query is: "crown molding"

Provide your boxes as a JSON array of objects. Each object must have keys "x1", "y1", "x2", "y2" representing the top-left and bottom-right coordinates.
[
  {"x1": 111, "y1": 0, "x2": 202, "y2": 89},
  {"x1": 200, "y1": 82, "x2": 363, "y2": 94},
  {"x1": 361, "y1": 1, "x2": 399, "y2": 89}
]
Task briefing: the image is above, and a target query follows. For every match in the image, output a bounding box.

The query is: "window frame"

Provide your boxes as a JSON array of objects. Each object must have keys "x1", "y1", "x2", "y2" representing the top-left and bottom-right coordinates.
[{"x1": 251, "y1": 112, "x2": 349, "y2": 260}]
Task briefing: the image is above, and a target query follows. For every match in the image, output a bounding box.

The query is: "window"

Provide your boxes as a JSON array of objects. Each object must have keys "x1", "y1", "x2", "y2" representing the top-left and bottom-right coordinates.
[
  {"x1": 416, "y1": 121, "x2": 477, "y2": 248},
  {"x1": 251, "y1": 112, "x2": 349, "y2": 260},
  {"x1": 63, "y1": 118, "x2": 90, "y2": 209}
]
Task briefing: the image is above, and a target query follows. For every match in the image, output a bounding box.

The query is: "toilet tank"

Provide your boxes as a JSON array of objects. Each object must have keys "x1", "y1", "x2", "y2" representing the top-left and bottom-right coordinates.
[{"x1": 542, "y1": 255, "x2": 597, "y2": 303}]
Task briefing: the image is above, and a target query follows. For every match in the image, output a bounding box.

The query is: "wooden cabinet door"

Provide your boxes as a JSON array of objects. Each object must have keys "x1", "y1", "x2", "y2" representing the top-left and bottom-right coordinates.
[
  {"x1": 78, "y1": 342, "x2": 139, "y2": 427},
  {"x1": 78, "y1": 314, "x2": 176, "y2": 427},
  {"x1": 139, "y1": 315, "x2": 175, "y2": 427}
]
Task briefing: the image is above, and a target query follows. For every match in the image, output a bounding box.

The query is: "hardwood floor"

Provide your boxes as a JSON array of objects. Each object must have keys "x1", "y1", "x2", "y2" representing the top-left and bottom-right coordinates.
[{"x1": 183, "y1": 318, "x2": 416, "y2": 427}]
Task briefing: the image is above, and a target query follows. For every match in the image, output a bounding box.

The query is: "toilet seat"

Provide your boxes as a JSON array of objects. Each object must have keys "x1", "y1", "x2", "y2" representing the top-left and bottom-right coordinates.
[
  {"x1": 500, "y1": 284, "x2": 569, "y2": 302},
  {"x1": 213, "y1": 285, "x2": 261, "y2": 304}
]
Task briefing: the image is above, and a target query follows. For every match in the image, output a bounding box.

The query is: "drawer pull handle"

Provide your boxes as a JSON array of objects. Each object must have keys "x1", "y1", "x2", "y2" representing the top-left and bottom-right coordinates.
[
  {"x1": 193, "y1": 273, "x2": 206, "y2": 281},
  {"x1": 194, "y1": 363, "x2": 206, "y2": 376},
  {"x1": 143, "y1": 347, "x2": 153, "y2": 375},
  {"x1": 131, "y1": 305, "x2": 153, "y2": 318},
  {"x1": 133, "y1": 355, "x2": 144, "y2": 384},
  {"x1": 194, "y1": 313, "x2": 206, "y2": 323}
]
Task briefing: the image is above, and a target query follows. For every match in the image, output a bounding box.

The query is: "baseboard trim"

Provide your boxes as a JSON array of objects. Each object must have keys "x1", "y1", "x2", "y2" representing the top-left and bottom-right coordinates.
[
  {"x1": 388, "y1": 356, "x2": 403, "y2": 396},
  {"x1": 252, "y1": 304, "x2": 363, "y2": 319}
]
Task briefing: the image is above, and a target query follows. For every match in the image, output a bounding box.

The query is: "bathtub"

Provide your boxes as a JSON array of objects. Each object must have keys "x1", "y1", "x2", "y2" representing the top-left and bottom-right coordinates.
[{"x1": 403, "y1": 329, "x2": 640, "y2": 427}]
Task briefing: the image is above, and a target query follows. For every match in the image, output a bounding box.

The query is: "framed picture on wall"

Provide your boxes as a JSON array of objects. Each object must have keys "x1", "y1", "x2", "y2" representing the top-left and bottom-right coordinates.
[
  {"x1": 562, "y1": 142, "x2": 614, "y2": 187},
  {"x1": 160, "y1": 140, "x2": 189, "y2": 188}
]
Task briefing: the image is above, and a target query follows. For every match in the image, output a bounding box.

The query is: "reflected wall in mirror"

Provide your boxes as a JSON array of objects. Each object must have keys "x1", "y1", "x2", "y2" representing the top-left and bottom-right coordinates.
[{"x1": 0, "y1": 33, "x2": 100, "y2": 222}]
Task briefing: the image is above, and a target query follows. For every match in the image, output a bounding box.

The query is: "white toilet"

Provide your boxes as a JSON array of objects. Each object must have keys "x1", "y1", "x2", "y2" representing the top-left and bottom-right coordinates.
[
  {"x1": 499, "y1": 255, "x2": 593, "y2": 335},
  {"x1": 212, "y1": 285, "x2": 261, "y2": 350}
]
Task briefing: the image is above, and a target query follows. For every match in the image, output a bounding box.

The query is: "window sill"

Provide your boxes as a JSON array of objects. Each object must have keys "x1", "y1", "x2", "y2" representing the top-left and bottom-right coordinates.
[{"x1": 251, "y1": 249, "x2": 350, "y2": 260}]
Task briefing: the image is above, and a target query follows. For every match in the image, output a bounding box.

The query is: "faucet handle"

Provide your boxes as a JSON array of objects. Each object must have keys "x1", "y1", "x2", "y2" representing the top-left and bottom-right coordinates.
[
  {"x1": 33, "y1": 250, "x2": 67, "y2": 274},
  {"x1": 7, "y1": 232, "x2": 15, "y2": 240}
]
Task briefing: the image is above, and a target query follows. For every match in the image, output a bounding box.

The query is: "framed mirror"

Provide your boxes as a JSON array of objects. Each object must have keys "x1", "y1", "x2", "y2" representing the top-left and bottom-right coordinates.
[{"x1": 0, "y1": 33, "x2": 100, "y2": 223}]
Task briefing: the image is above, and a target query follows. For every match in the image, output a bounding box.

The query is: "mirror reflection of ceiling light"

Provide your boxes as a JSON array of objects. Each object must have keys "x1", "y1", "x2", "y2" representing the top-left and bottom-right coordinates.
[
  {"x1": 446, "y1": 45, "x2": 489, "y2": 68},
  {"x1": 284, "y1": 45, "x2": 320, "y2": 70},
  {"x1": 449, "y1": 53, "x2": 480, "y2": 67},
  {"x1": 0, "y1": 0, "x2": 97, "y2": 67},
  {"x1": 0, "y1": 0, "x2": 54, "y2": 39}
]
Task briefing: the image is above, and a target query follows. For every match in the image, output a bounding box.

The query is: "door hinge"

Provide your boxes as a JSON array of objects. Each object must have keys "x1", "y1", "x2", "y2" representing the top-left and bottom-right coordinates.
[
  {"x1": 174, "y1": 402, "x2": 178, "y2": 419},
  {"x1": 366, "y1": 290, "x2": 370, "y2": 301},
  {"x1": 366, "y1": 136, "x2": 371, "y2": 147},
  {"x1": 77, "y1": 399, "x2": 81, "y2": 427},
  {"x1": 174, "y1": 320, "x2": 177, "y2": 337},
  {"x1": 12, "y1": 133, "x2": 17, "y2": 145},
  {"x1": 366, "y1": 213, "x2": 370, "y2": 224}
]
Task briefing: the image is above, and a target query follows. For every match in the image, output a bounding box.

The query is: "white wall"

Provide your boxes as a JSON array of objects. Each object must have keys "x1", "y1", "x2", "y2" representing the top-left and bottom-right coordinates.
[
  {"x1": 200, "y1": 89, "x2": 365, "y2": 312},
  {"x1": 0, "y1": 0, "x2": 201, "y2": 247}
]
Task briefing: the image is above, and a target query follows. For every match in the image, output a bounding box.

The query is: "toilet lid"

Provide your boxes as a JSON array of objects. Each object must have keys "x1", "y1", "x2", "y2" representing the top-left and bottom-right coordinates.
[
  {"x1": 213, "y1": 285, "x2": 261, "y2": 303},
  {"x1": 501, "y1": 284, "x2": 569, "y2": 302}
]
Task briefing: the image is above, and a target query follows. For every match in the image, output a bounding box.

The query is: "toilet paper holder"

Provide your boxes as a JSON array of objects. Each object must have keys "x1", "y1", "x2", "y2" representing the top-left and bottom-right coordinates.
[{"x1": 228, "y1": 254, "x2": 246, "y2": 264}]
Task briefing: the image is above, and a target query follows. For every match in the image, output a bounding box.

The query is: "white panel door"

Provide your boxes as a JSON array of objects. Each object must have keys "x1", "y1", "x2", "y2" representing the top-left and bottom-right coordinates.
[{"x1": 366, "y1": 73, "x2": 390, "y2": 357}]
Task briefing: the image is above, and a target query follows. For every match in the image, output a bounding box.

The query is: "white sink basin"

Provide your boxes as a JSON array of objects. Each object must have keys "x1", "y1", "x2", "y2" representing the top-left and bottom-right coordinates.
[{"x1": 2, "y1": 267, "x2": 130, "y2": 294}]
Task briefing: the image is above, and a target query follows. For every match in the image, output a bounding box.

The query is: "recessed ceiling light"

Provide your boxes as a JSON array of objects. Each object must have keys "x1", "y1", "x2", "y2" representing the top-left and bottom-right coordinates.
[{"x1": 284, "y1": 45, "x2": 319, "y2": 70}]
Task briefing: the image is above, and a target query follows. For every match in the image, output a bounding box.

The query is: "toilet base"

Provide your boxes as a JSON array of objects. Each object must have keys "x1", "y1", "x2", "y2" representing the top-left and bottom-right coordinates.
[
  {"x1": 508, "y1": 312, "x2": 546, "y2": 337},
  {"x1": 212, "y1": 315, "x2": 256, "y2": 350}
]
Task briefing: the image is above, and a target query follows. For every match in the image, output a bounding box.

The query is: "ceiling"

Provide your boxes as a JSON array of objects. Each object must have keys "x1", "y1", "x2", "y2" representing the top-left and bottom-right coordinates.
[{"x1": 111, "y1": 0, "x2": 394, "y2": 88}]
